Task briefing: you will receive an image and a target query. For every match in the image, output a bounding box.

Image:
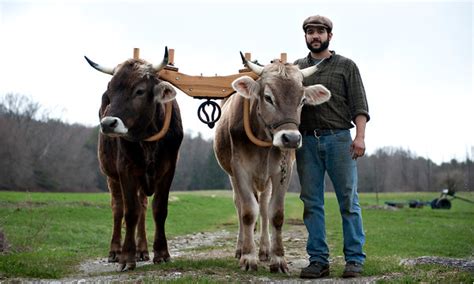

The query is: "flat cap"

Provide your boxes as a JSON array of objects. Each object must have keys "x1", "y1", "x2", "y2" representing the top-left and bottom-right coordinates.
[{"x1": 302, "y1": 15, "x2": 333, "y2": 32}]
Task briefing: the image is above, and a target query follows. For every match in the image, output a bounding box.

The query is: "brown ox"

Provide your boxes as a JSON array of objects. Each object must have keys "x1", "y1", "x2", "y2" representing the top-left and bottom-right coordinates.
[
  {"x1": 214, "y1": 56, "x2": 330, "y2": 273},
  {"x1": 85, "y1": 48, "x2": 183, "y2": 271}
]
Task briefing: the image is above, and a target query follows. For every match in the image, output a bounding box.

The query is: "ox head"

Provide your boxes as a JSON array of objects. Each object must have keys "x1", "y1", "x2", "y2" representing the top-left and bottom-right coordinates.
[
  {"x1": 233, "y1": 53, "x2": 331, "y2": 149},
  {"x1": 85, "y1": 47, "x2": 175, "y2": 141}
]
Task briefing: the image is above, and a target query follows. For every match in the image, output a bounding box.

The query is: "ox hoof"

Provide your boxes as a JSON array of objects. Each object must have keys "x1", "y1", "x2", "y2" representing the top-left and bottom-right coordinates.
[
  {"x1": 259, "y1": 250, "x2": 270, "y2": 262},
  {"x1": 235, "y1": 249, "x2": 242, "y2": 259},
  {"x1": 153, "y1": 255, "x2": 171, "y2": 264},
  {"x1": 119, "y1": 262, "x2": 136, "y2": 272},
  {"x1": 108, "y1": 251, "x2": 120, "y2": 263},
  {"x1": 239, "y1": 256, "x2": 258, "y2": 271},
  {"x1": 269, "y1": 257, "x2": 289, "y2": 274},
  {"x1": 136, "y1": 251, "x2": 150, "y2": 262}
]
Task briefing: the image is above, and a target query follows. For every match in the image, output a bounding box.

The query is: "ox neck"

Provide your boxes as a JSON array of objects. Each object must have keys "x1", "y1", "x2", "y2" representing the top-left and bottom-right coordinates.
[
  {"x1": 249, "y1": 98, "x2": 274, "y2": 142},
  {"x1": 141, "y1": 102, "x2": 168, "y2": 141}
]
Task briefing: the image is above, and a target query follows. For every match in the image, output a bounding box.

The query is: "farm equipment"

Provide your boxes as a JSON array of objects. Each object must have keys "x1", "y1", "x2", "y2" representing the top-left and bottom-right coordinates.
[
  {"x1": 385, "y1": 188, "x2": 474, "y2": 210},
  {"x1": 384, "y1": 200, "x2": 430, "y2": 209},
  {"x1": 430, "y1": 188, "x2": 474, "y2": 209},
  {"x1": 153, "y1": 47, "x2": 286, "y2": 147}
]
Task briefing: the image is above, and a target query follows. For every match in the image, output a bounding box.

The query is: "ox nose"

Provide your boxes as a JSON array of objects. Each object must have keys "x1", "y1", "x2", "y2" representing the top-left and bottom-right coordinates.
[
  {"x1": 100, "y1": 116, "x2": 128, "y2": 135},
  {"x1": 101, "y1": 118, "x2": 118, "y2": 133},
  {"x1": 281, "y1": 133, "x2": 301, "y2": 149}
]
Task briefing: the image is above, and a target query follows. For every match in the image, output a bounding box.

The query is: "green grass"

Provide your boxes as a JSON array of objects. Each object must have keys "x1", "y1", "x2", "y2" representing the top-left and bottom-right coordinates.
[
  {"x1": 0, "y1": 190, "x2": 473, "y2": 282},
  {"x1": 0, "y1": 191, "x2": 236, "y2": 278}
]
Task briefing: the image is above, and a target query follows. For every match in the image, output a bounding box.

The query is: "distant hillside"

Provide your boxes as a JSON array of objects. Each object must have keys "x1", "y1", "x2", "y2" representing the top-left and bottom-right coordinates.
[{"x1": 1, "y1": 93, "x2": 472, "y2": 193}]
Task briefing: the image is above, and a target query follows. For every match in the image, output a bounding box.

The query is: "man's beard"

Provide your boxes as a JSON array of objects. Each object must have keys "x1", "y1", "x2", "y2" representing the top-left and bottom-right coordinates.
[{"x1": 306, "y1": 39, "x2": 330, "y2": 53}]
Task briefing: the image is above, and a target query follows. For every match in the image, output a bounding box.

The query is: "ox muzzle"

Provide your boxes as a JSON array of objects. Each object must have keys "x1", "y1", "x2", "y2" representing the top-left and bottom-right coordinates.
[
  {"x1": 259, "y1": 114, "x2": 302, "y2": 149},
  {"x1": 100, "y1": 116, "x2": 128, "y2": 136},
  {"x1": 274, "y1": 130, "x2": 302, "y2": 149}
]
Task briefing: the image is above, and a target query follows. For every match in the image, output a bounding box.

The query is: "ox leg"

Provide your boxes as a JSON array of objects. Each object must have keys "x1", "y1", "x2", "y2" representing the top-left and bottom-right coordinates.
[
  {"x1": 231, "y1": 178, "x2": 243, "y2": 259},
  {"x1": 151, "y1": 176, "x2": 173, "y2": 264},
  {"x1": 136, "y1": 190, "x2": 150, "y2": 261},
  {"x1": 119, "y1": 180, "x2": 140, "y2": 271},
  {"x1": 268, "y1": 179, "x2": 290, "y2": 274},
  {"x1": 232, "y1": 177, "x2": 259, "y2": 271},
  {"x1": 108, "y1": 178, "x2": 123, "y2": 263},
  {"x1": 258, "y1": 184, "x2": 271, "y2": 262}
]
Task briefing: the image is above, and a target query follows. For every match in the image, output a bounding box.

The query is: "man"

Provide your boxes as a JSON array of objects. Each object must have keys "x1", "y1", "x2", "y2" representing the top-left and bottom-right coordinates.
[{"x1": 294, "y1": 15, "x2": 370, "y2": 279}]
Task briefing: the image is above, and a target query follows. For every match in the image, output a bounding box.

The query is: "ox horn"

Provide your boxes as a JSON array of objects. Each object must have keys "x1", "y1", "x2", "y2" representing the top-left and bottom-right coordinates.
[
  {"x1": 152, "y1": 46, "x2": 169, "y2": 72},
  {"x1": 84, "y1": 56, "x2": 115, "y2": 75},
  {"x1": 300, "y1": 58, "x2": 326, "y2": 78},
  {"x1": 240, "y1": 51, "x2": 264, "y2": 76}
]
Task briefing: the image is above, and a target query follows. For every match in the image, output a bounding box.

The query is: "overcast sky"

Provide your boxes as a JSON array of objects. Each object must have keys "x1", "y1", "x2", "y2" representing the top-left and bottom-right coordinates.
[{"x1": 0, "y1": 0, "x2": 472, "y2": 164}]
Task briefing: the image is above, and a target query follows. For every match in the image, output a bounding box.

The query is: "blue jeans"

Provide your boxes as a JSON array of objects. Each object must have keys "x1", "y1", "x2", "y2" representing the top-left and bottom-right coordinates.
[{"x1": 296, "y1": 130, "x2": 366, "y2": 265}]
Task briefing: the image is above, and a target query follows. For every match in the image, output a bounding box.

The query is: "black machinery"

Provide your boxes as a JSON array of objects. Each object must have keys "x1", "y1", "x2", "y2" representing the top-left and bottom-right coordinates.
[
  {"x1": 430, "y1": 188, "x2": 474, "y2": 209},
  {"x1": 385, "y1": 188, "x2": 474, "y2": 210}
]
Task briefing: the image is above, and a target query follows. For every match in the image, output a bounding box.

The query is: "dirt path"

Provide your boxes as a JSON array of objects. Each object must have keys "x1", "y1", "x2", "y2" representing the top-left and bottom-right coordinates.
[
  {"x1": 70, "y1": 222, "x2": 389, "y2": 283},
  {"x1": 5, "y1": 222, "x2": 472, "y2": 283}
]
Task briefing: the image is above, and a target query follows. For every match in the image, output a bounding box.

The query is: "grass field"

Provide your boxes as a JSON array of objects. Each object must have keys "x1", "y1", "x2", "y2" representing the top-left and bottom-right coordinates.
[{"x1": 0, "y1": 190, "x2": 473, "y2": 282}]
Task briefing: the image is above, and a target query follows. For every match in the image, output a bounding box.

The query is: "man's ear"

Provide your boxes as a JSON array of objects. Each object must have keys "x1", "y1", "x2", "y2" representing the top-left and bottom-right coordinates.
[
  {"x1": 231, "y1": 76, "x2": 260, "y2": 99},
  {"x1": 304, "y1": 84, "x2": 331, "y2": 105},
  {"x1": 154, "y1": 81, "x2": 177, "y2": 103}
]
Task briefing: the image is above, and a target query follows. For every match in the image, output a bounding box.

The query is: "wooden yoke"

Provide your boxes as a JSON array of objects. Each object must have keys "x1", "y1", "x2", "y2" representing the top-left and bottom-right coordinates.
[
  {"x1": 147, "y1": 48, "x2": 287, "y2": 145},
  {"x1": 158, "y1": 50, "x2": 258, "y2": 99},
  {"x1": 154, "y1": 48, "x2": 262, "y2": 129}
]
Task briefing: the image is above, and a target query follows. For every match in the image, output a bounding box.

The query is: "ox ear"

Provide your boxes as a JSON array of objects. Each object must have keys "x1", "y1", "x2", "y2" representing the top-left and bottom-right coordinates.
[
  {"x1": 304, "y1": 84, "x2": 331, "y2": 105},
  {"x1": 154, "y1": 81, "x2": 177, "y2": 103},
  {"x1": 232, "y1": 76, "x2": 260, "y2": 99}
]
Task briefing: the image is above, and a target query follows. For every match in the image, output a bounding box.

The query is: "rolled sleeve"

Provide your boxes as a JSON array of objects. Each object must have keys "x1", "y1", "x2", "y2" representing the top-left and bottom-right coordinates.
[{"x1": 347, "y1": 63, "x2": 370, "y2": 123}]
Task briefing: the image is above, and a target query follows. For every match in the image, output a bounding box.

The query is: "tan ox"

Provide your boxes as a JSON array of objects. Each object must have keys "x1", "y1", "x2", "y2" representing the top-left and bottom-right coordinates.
[{"x1": 214, "y1": 56, "x2": 331, "y2": 273}]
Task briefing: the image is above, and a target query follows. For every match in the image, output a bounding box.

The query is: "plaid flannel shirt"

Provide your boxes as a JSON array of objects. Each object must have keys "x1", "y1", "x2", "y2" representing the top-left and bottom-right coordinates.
[{"x1": 294, "y1": 51, "x2": 370, "y2": 131}]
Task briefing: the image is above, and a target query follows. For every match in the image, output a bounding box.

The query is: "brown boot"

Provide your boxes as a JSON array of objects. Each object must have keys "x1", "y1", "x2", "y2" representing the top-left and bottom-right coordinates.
[
  {"x1": 300, "y1": 262, "x2": 330, "y2": 279},
  {"x1": 342, "y1": 261, "x2": 363, "y2": 278}
]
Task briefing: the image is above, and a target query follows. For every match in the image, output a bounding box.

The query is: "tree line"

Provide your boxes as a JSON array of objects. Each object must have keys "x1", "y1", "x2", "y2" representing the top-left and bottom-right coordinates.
[{"x1": 0, "y1": 94, "x2": 472, "y2": 193}]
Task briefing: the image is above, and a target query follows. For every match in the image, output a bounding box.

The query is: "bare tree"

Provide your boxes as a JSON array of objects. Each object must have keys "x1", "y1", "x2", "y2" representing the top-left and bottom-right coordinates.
[
  {"x1": 1, "y1": 93, "x2": 472, "y2": 193},
  {"x1": 0, "y1": 94, "x2": 99, "y2": 191}
]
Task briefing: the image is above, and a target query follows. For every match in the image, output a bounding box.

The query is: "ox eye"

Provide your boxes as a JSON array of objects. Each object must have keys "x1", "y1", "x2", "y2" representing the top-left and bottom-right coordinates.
[
  {"x1": 135, "y1": 88, "x2": 146, "y2": 96},
  {"x1": 264, "y1": 95, "x2": 274, "y2": 105},
  {"x1": 300, "y1": 98, "x2": 307, "y2": 106}
]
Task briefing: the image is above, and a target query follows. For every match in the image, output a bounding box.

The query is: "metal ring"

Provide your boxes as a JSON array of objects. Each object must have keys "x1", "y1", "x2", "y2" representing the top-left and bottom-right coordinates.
[{"x1": 197, "y1": 99, "x2": 221, "y2": 129}]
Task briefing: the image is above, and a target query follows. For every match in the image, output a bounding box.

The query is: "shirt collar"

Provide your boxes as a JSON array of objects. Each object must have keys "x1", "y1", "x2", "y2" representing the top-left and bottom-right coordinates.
[{"x1": 307, "y1": 50, "x2": 335, "y2": 64}]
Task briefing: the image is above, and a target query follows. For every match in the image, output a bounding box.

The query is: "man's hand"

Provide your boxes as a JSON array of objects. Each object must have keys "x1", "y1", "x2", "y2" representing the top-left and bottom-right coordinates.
[
  {"x1": 350, "y1": 136, "x2": 365, "y2": 160},
  {"x1": 351, "y1": 115, "x2": 367, "y2": 160}
]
